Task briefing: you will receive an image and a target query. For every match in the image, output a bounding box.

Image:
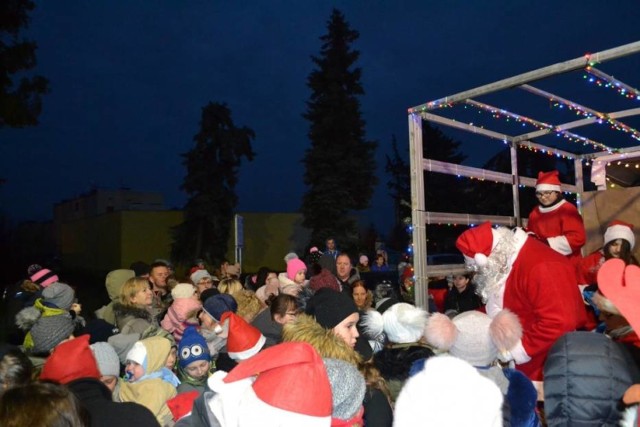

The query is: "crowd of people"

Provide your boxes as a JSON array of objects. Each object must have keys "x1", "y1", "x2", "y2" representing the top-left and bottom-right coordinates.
[{"x1": 1, "y1": 169, "x2": 639, "y2": 427}]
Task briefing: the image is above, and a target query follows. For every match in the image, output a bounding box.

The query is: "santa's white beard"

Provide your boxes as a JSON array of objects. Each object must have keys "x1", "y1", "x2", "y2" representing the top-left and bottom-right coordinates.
[{"x1": 472, "y1": 227, "x2": 517, "y2": 302}]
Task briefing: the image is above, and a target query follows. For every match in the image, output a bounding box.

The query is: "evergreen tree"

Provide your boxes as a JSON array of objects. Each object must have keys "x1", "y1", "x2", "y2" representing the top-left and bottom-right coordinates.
[
  {"x1": 172, "y1": 102, "x2": 255, "y2": 265},
  {"x1": 301, "y1": 9, "x2": 377, "y2": 252},
  {"x1": 1, "y1": 0, "x2": 49, "y2": 128}
]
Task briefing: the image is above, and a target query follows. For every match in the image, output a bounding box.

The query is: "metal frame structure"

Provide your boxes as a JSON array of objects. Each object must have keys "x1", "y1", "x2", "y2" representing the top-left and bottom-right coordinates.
[{"x1": 408, "y1": 40, "x2": 640, "y2": 309}]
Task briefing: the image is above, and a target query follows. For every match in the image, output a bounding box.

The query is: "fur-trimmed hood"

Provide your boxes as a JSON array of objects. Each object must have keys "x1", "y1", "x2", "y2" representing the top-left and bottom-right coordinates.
[
  {"x1": 113, "y1": 302, "x2": 154, "y2": 329},
  {"x1": 282, "y1": 314, "x2": 360, "y2": 365}
]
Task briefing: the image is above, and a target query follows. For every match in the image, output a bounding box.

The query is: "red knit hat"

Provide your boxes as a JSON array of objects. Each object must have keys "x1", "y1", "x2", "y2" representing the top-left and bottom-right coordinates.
[
  {"x1": 222, "y1": 342, "x2": 332, "y2": 425},
  {"x1": 455, "y1": 222, "x2": 496, "y2": 267},
  {"x1": 40, "y1": 335, "x2": 101, "y2": 384},
  {"x1": 597, "y1": 259, "x2": 640, "y2": 334},
  {"x1": 604, "y1": 220, "x2": 635, "y2": 250},
  {"x1": 221, "y1": 311, "x2": 266, "y2": 360},
  {"x1": 535, "y1": 170, "x2": 562, "y2": 192}
]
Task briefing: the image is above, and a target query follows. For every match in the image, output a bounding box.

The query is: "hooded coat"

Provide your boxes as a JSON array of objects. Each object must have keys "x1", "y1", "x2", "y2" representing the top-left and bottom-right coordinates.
[
  {"x1": 119, "y1": 336, "x2": 178, "y2": 426},
  {"x1": 95, "y1": 269, "x2": 135, "y2": 325}
]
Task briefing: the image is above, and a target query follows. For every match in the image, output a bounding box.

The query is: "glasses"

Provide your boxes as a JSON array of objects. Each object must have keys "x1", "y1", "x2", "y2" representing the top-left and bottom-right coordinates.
[{"x1": 535, "y1": 191, "x2": 556, "y2": 197}]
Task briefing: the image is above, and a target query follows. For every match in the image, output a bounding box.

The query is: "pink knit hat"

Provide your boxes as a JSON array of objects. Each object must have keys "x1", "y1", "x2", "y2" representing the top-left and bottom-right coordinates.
[
  {"x1": 287, "y1": 258, "x2": 307, "y2": 281},
  {"x1": 30, "y1": 268, "x2": 59, "y2": 288}
]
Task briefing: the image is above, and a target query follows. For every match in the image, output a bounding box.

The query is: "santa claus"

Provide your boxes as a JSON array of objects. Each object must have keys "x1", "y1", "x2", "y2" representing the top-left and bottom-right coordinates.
[{"x1": 455, "y1": 222, "x2": 587, "y2": 386}]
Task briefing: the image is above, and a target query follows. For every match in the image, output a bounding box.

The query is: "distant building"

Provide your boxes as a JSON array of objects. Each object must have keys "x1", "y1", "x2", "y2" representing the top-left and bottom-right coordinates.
[{"x1": 53, "y1": 188, "x2": 310, "y2": 275}]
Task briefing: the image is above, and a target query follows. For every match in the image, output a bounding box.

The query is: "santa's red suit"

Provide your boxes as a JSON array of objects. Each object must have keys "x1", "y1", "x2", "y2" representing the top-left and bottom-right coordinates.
[
  {"x1": 457, "y1": 224, "x2": 587, "y2": 383},
  {"x1": 527, "y1": 199, "x2": 586, "y2": 263},
  {"x1": 576, "y1": 249, "x2": 605, "y2": 285},
  {"x1": 499, "y1": 234, "x2": 587, "y2": 380}
]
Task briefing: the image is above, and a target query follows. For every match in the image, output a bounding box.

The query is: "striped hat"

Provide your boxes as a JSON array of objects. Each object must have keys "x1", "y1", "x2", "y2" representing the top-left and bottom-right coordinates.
[{"x1": 30, "y1": 268, "x2": 59, "y2": 288}]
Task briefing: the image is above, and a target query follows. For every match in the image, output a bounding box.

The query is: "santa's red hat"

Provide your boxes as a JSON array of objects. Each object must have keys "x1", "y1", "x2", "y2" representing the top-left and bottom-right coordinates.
[
  {"x1": 455, "y1": 222, "x2": 497, "y2": 267},
  {"x1": 213, "y1": 342, "x2": 332, "y2": 426},
  {"x1": 604, "y1": 220, "x2": 635, "y2": 250},
  {"x1": 221, "y1": 311, "x2": 266, "y2": 360},
  {"x1": 535, "y1": 170, "x2": 562, "y2": 192},
  {"x1": 40, "y1": 335, "x2": 101, "y2": 384},
  {"x1": 597, "y1": 259, "x2": 640, "y2": 334}
]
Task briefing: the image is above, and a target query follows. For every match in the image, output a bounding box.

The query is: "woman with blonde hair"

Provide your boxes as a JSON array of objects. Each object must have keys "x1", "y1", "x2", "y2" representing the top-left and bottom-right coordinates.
[
  {"x1": 113, "y1": 277, "x2": 158, "y2": 335},
  {"x1": 217, "y1": 277, "x2": 243, "y2": 296}
]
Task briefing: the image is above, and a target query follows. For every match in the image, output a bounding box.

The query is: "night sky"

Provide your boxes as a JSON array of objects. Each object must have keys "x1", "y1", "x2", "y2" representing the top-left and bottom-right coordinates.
[{"x1": 2, "y1": 1, "x2": 640, "y2": 236}]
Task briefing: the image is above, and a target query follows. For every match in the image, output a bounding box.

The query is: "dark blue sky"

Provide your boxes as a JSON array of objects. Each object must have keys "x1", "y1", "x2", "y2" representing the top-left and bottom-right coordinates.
[{"x1": 2, "y1": 1, "x2": 640, "y2": 236}]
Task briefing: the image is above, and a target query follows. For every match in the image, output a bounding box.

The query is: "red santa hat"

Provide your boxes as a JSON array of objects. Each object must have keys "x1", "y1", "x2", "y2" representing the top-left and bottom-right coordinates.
[
  {"x1": 603, "y1": 220, "x2": 635, "y2": 250},
  {"x1": 221, "y1": 311, "x2": 266, "y2": 360},
  {"x1": 167, "y1": 390, "x2": 200, "y2": 422},
  {"x1": 210, "y1": 342, "x2": 332, "y2": 426},
  {"x1": 535, "y1": 170, "x2": 562, "y2": 192},
  {"x1": 597, "y1": 258, "x2": 640, "y2": 334},
  {"x1": 40, "y1": 335, "x2": 101, "y2": 384},
  {"x1": 455, "y1": 222, "x2": 499, "y2": 267}
]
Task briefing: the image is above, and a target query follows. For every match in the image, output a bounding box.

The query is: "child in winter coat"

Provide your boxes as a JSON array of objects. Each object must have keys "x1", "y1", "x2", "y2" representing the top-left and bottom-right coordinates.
[
  {"x1": 119, "y1": 335, "x2": 179, "y2": 426},
  {"x1": 278, "y1": 254, "x2": 308, "y2": 296},
  {"x1": 161, "y1": 284, "x2": 202, "y2": 342},
  {"x1": 176, "y1": 326, "x2": 211, "y2": 395}
]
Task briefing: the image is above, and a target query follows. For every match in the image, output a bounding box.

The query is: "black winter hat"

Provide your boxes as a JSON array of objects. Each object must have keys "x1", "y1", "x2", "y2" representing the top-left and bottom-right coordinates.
[{"x1": 305, "y1": 288, "x2": 357, "y2": 329}]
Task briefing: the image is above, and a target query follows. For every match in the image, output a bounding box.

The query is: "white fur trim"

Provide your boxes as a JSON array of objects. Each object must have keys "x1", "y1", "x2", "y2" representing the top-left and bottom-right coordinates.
[
  {"x1": 509, "y1": 339, "x2": 531, "y2": 365},
  {"x1": 474, "y1": 253, "x2": 488, "y2": 267},
  {"x1": 604, "y1": 224, "x2": 635, "y2": 249},
  {"x1": 547, "y1": 235, "x2": 573, "y2": 256},
  {"x1": 228, "y1": 335, "x2": 266, "y2": 361},
  {"x1": 536, "y1": 183, "x2": 561, "y2": 192},
  {"x1": 236, "y1": 386, "x2": 331, "y2": 427},
  {"x1": 620, "y1": 405, "x2": 639, "y2": 427},
  {"x1": 538, "y1": 199, "x2": 566, "y2": 213}
]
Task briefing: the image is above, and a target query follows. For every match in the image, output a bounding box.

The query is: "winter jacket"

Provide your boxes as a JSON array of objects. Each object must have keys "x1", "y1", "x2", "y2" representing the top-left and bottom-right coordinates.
[
  {"x1": 283, "y1": 314, "x2": 393, "y2": 426},
  {"x1": 250, "y1": 308, "x2": 282, "y2": 347},
  {"x1": 544, "y1": 331, "x2": 640, "y2": 426},
  {"x1": 443, "y1": 284, "x2": 483, "y2": 314},
  {"x1": 95, "y1": 269, "x2": 135, "y2": 325},
  {"x1": 373, "y1": 342, "x2": 434, "y2": 403},
  {"x1": 113, "y1": 302, "x2": 157, "y2": 335},
  {"x1": 67, "y1": 378, "x2": 160, "y2": 427}
]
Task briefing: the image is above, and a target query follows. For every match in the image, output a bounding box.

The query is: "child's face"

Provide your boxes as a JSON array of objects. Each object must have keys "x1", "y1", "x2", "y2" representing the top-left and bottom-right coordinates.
[
  {"x1": 125, "y1": 360, "x2": 145, "y2": 382},
  {"x1": 165, "y1": 347, "x2": 177, "y2": 369},
  {"x1": 185, "y1": 360, "x2": 210, "y2": 380},
  {"x1": 608, "y1": 239, "x2": 623, "y2": 258},
  {"x1": 294, "y1": 269, "x2": 306, "y2": 284}
]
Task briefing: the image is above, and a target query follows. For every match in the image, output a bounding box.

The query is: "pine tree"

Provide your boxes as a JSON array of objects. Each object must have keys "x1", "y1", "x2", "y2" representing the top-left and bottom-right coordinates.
[
  {"x1": 172, "y1": 102, "x2": 255, "y2": 265},
  {"x1": 301, "y1": 9, "x2": 377, "y2": 252},
  {"x1": 0, "y1": 0, "x2": 49, "y2": 129}
]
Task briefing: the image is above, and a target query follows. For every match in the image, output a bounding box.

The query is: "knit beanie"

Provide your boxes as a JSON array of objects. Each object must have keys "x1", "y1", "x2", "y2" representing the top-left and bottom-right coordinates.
[
  {"x1": 323, "y1": 358, "x2": 366, "y2": 423},
  {"x1": 90, "y1": 341, "x2": 121, "y2": 377},
  {"x1": 29, "y1": 267, "x2": 59, "y2": 288},
  {"x1": 31, "y1": 313, "x2": 76, "y2": 354},
  {"x1": 203, "y1": 294, "x2": 238, "y2": 322},
  {"x1": 305, "y1": 289, "x2": 358, "y2": 330},
  {"x1": 191, "y1": 270, "x2": 214, "y2": 285},
  {"x1": 286, "y1": 258, "x2": 307, "y2": 281},
  {"x1": 425, "y1": 310, "x2": 522, "y2": 368},
  {"x1": 42, "y1": 282, "x2": 75, "y2": 310},
  {"x1": 394, "y1": 355, "x2": 503, "y2": 427},
  {"x1": 172, "y1": 283, "x2": 197, "y2": 299},
  {"x1": 40, "y1": 335, "x2": 101, "y2": 384},
  {"x1": 200, "y1": 287, "x2": 220, "y2": 302},
  {"x1": 178, "y1": 326, "x2": 210, "y2": 369}
]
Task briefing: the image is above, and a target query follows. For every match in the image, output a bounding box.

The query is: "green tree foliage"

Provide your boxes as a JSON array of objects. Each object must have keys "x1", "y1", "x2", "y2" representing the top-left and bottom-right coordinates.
[
  {"x1": 172, "y1": 102, "x2": 255, "y2": 265},
  {"x1": 301, "y1": 9, "x2": 377, "y2": 252},
  {"x1": 1, "y1": 0, "x2": 49, "y2": 128}
]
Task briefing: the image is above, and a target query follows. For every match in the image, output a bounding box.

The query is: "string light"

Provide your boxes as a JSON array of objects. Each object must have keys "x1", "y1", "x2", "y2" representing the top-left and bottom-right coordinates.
[{"x1": 584, "y1": 66, "x2": 640, "y2": 101}]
